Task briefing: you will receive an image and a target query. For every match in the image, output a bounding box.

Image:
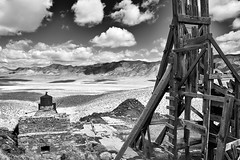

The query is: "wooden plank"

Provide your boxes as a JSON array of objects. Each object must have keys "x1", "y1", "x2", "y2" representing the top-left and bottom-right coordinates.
[
  {"x1": 178, "y1": 47, "x2": 206, "y2": 89},
  {"x1": 166, "y1": 96, "x2": 176, "y2": 101},
  {"x1": 192, "y1": 0, "x2": 198, "y2": 16},
  {"x1": 185, "y1": 34, "x2": 210, "y2": 46},
  {"x1": 155, "y1": 126, "x2": 167, "y2": 144},
  {"x1": 209, "y1": 36, "x2": 240, "y2": 83},
  {"x1": 166, "y1": 122, "x2": 175, "y2": 130},
  {"x1": 191, "y1": 106, "x2": 203, "y2": 119},
  {"x1": 178, "y1": 15, "x2": 211, "y2": 25},
  {"x1": 114, "y1": 64, "x2": 172, "y2": 160},
  {"x1": 166, "y1": 131, "x2": 174, "y2": 139},
  {"x1": 166, "y1": 114, "x2": 175, "y2": 121},
  {"x1": 181, "y1": 0, "x2": 187, "y2": 15},
  {"x1": 182, "y1": 92, "x2": 225, "y2": 102},
  {"x1": 167, "y1": 105, "x2": 175, "y2": 110},
  {"x1": 182, "y1": 119, "x2": 206, "y2": 135},
  {"x1": 177, "y1": 138, "x2": 202, "y2": 149},
  {"x1": 200, "y1": 0, "x2": 209, "y2": 17},
  {"x1": 184, "y1": 46, "x2": 193, "y2": 160},
  {"x1": 166, "y1": 140, "x2": 175, "y2": 148},
  {"x1": 154, "y1": 25, "x2": 174, "y2": 89},
  {"x1": 225, "y1": 139, "x2": 240, "y2": 151},
  {"x1": 234, "y1": 80, "x2": 240, "y2": 138},
  {"x1": 209, "y1": 73, "x2": 222, "y2": 79},
  {"x1": 212, "y1": 83, "x2": 227, "y2": 96},
  {"x1": 165, "y1": 149, "x2": 174, "y2": 157},
  {"x1": 202, "y1": 39, "x2": 212, "y2": 160},
  {"x1": 174, "y1": 43, "x2": 206, "y2": 52},
  {"x1": 215, "y1": 94, "x2": 234, "y2": 160}
]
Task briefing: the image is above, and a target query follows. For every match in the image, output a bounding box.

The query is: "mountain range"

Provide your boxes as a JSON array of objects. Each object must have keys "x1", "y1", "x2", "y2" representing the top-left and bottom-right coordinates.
[
  {"x1": 1, "y1": 54, "x2": 240, "y2": 77},
  {"x1": 1, "y1": 60, "x2": 160, "y2": 77}
]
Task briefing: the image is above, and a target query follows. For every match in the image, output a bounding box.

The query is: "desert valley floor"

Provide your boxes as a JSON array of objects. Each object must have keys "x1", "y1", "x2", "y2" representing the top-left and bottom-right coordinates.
[{"x1": 0, "y1": 74, "x2": 223, "y2": 159}]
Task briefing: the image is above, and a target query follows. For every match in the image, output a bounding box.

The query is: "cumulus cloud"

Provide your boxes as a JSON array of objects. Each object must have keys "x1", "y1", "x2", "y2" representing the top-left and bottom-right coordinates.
[
  {"x1": 0, "y1": 0, "x2": 52, "y2": 35},
  {"x1": 110, "y1": 0, "x2": 154, "y2": 26},
  {"x1": 0, "y1": 40, "x2": 95, "y2": 68},
  {"x1": 90, "y1": 27, "x2": 136, "y2": 48},
  {"x1": 209, "y1": 0, "x2": 240, "y2": 21},
  {"x1": 6, "y1": 40, "x2": 32, "y2": 51},
  {"x1": 141, "y1": 0, "x2": 160, "y2": 8},
  {"x1": 216, "y1": 30, "x2": 240, "y2": 55},
  {"x1": 233, "y1": 18, "x2": 240, "y2": 29},
  {"x1": 0, "y1": 39, "x2": 162, "y2": 68},
  {"x1": 71, "y1": 0, "x2": 105, "y2": 27}
]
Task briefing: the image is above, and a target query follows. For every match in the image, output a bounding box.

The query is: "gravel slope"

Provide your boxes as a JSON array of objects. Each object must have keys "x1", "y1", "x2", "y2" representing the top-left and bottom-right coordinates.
[{"x1": 0, "y1": 87, "x2": 203, "y2": 130}]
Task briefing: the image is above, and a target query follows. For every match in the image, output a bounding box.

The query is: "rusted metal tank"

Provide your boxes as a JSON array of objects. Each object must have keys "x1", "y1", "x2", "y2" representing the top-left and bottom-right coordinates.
[
  {"x1": 40, "y1": 92, "x2": 52, "y2": 106},
  {"x1": 38, "y1": 92, "x2": 56, "y2": 111}
]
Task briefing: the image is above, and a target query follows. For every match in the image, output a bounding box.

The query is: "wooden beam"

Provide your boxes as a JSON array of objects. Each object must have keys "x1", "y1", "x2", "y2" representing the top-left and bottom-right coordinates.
[
  {"x1": 182, "y1": 92, "x2": 225, "y2": 102},
  {"x1": 209, "y1": 36, "x2": 240, "y2": 83},
  {"x1": 191, "y1": 106, "x2": 203, "y2": 119},
  {"x1": 210, "y1": 114, "x2": 234, "y2": 125},
  {"x1": 185, "y1": 34, "x2": 210, "y2": 46},
  {"x1": 215, "y1": 95, "x2": 234, "y2": 160},
  {"x1": 174, "y1": 43, "x2": 206, "y2": 52},
  {"x1": 115, "y1": 64, "x2": 172, "y2": 160},
  {"x1": 225, "y1": 139, "x2": 240, "y2": 151},
  {"x1": 177, "y1": 138, "x2": 202, "y2": 149},
  {"x1": 178, "y1": 15, "x2": 211, "y2": 25},
  {"x1": 200, "y1": 0, "x2": 209, "y2": 17},
  {"x1": 182, "y1": 119, "x2": 206, "y2": 135},
  {"x1": 235, "y1": 80, "x2": 240, "y2": 138},
  {"x1": 154, "y1": 23, "x2": 174, "y2": 89},
  {"x1": 178, "y1": 47, "x2": 206, "y2": 89}
]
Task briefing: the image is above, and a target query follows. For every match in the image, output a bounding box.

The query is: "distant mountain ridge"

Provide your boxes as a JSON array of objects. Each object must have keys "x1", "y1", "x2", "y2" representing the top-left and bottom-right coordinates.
[
  {"x1": 1, "y1": 60, "x2": 160, "y2": 77},
  {"x1": 1, "y1": 55, "x2": 240, "y2": 77}
]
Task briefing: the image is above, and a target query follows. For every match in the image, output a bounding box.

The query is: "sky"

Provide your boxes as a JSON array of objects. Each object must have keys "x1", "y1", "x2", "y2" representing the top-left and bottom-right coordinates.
[{"x1": 0, "y1": 0, "x2": 240, "y2": 69}]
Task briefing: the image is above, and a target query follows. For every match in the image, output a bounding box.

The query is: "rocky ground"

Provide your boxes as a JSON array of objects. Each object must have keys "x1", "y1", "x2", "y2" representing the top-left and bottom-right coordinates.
[{"x1": 0, "y1": 97, "x2": 203, "y2": 160}]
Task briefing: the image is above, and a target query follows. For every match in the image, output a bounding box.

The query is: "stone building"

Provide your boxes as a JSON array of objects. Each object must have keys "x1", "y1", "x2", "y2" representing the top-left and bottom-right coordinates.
[{"x1": 18, "y1": 92, "x2": 76, "y2": 158}]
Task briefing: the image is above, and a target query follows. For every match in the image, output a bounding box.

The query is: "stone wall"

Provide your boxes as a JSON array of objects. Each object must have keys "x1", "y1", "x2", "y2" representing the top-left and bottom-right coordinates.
[
  {"x1": 18, "y1": 132, "x2": 76, "y2": 156},
  {"x1": 18, "y1": 114, "x2": 70, "y2": 134}
]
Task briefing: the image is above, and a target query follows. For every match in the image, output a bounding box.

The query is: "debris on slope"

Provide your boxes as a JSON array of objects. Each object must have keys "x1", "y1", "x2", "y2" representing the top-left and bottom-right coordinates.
[
  {"x1": 112, "y1": 98, "x2": 145, "y2": 118},
  {"x1": 80, "y1": 98, "x2": 162, "y2": 123}
]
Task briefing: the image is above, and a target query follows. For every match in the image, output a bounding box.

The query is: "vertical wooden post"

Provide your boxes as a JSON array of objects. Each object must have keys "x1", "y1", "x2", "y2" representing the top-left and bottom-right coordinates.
[
  {"x1": 167, "y1": 1, "x2": 181, "y2": 159},
  {"x1": 114, "y1": 65, "x2": 172, "y2": 160},
  {"x1": 200, "y1": 0, "x2": 209, "y2": 17},
  {"x1": 215, "y1": 94, "x2": 234, "y2": 160},
  {"x1": 234, "y1": 80, "x2": 240, "y2": 138}
]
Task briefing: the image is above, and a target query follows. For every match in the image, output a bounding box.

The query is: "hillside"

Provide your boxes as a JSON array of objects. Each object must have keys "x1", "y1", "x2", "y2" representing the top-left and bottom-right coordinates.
[
  {"x1": 1, "y1": 60, "x2": 160, "y2": 77},
  {"x1": 0, "y1": 56, "x2": 239, "y2": 77}
]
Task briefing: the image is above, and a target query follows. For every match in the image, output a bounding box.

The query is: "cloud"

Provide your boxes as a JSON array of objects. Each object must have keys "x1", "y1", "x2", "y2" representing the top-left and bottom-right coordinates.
[
  {"x1": 90, "y1": 27, "x2": 136, "y2": 48},
  {"x1": 110, "y1": 0, "x2": 154, "y2": 26},
  {"x1": 0, "y1": 40, "x2": 95, "y2": 68},
  {"x1": 233, "y1": 18, "x2": 240, "y2": 29},
  {"x1": 0, "y1": 40, "x2": 162, "y2": 68},
  {"x1": 71, "y1": 0, "x2": 105, "y2": 27},
  {"x1": 153, "y1": 38, "x2": 166, "y2": 50},
  {"x1": 6, "y1": 40, "x2": 32, "y2": 51},
  {"x1": 0, "y1": 0, "x2": 52, "y2": 35},
  {"x1": 209, "y1": 0, "x2": 240, "y2": 21},
  {"x1": 216, "y1": 30, "x2": 240, "y2": 55},
  {"x1": 94, "y1": 51, "x2": 126, "y2": 63},
  {"x1": 141, "y1": 0, "x2": 160, "y2": 8}
]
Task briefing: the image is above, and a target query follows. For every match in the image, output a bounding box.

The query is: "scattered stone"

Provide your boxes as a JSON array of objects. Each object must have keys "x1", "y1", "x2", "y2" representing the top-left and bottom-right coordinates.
[
  {"x1": 111, "y1": 153, "x2": 117, "y2": 159},
  {"x1": 93, "y1": 143, "x2": 107, "y2": 154},
  {"x1": 86, "y1": 153, "x2": 99, "y2": 160},
  {"x1": 112, "y1": 98, "x2": 145, "y2": 118},
  {"x1": 99, "y1": 151, "x2": 112, "y2": 160}
]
